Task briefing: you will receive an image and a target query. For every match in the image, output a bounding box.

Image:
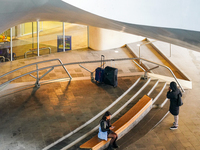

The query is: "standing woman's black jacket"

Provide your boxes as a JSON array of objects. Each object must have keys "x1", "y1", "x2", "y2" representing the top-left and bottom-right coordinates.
[{"x1": 167, "y1": 82, "x2": 182, "y2": 116}]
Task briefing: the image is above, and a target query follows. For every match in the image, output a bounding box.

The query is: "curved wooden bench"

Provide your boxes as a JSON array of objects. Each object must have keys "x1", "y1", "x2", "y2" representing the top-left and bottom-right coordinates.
[{"x1": 80, "y1": 95, "x2": 152, "y2": 150}]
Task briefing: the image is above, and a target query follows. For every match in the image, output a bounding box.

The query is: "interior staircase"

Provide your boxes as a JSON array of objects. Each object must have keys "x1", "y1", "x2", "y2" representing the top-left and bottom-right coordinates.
[
  {"x1": 44, "y1": 40, "x2": 189, "y2": 150},
  {"x1": 44, "y1": 76, "x2": 169, "y2": 150}
]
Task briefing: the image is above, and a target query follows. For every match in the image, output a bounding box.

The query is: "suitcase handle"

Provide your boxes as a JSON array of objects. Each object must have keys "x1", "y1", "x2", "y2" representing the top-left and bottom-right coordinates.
[{"x1": 101, "y1": 55, "x2": 105, "y2": 68}]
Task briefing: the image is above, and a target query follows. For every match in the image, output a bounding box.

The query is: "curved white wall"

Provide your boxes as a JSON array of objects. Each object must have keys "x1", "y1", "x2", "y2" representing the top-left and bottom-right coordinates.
[{"x1": 89, "y1": 26, "x2": 144, "y2": 50}]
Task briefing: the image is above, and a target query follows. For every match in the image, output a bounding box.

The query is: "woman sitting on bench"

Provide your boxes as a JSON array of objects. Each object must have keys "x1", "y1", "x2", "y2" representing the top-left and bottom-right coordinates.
[{"x1": 98, "y1": 111, "x2": 119, "y2": 150}]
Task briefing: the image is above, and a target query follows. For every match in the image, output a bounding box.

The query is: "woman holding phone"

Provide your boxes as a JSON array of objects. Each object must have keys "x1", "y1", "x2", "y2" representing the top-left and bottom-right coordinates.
[
  {"x1": 167, "y1": 81, "x2": 182, "y2": 130},
  {"x1": 98, "y1": 111, "x2": 118, "y2": 150}
]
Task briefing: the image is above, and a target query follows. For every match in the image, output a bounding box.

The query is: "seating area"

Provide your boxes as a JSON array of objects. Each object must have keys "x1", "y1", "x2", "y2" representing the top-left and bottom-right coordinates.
[{"x1": 80, "y1": 95, "x2": 152, "y2": 150}]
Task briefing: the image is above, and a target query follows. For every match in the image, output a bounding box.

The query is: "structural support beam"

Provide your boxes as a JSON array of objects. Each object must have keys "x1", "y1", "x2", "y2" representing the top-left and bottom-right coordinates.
[
  {"x1": 87, "y1": 26, "x2": 89, "y2": 48},
  {"x1": 37, "y1": 20, "x2": 39, "y2": 56},
  {"x1": 63, "y1": 22, "x2": 65, "y2": 52},
  {"x1": 10, "y1": 27, "x2": 13, "y2": 61}
]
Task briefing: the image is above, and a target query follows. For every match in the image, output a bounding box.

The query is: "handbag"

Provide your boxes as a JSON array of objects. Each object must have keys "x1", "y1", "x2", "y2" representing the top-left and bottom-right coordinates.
[
  {"x1": 98, "y1": 126, "x2": 108, "y2": 141},
  {"x1": 177, "y1": 93, "x2": 183, "y2": 106}
]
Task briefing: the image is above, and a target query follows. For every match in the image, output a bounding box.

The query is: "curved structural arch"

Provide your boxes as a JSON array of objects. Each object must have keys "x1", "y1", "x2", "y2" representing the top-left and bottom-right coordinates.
[{"x1": 0, "y1": 0, "x2": 200, "y2": 51}]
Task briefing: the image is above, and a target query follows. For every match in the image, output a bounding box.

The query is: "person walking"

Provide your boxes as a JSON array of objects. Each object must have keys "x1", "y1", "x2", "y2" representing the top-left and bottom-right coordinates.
[
  {"x1": 167, "y1": 81, "x2": 182, "y2": 130},
  {"x1": 98, "y1": 111, "x2": 119, "y2": 150}
]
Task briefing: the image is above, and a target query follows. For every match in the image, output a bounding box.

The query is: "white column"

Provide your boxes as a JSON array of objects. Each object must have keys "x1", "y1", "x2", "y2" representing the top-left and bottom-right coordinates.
[
  {"x1": 63, "y1": 22, "x2": 65, "y2": 52},
  {"x1": 87, "y1": 26, "x2": 89, "y2": 47},
  {"x1": 37, "y1": 20, "x2": 39, "y2": 56},
  {"x1": 10, "y1": 28, "x2": 13, "y2": 61}
]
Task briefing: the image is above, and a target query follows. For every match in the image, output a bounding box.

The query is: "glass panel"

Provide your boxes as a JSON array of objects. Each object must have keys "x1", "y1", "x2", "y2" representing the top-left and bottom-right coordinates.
[
  {"x1": 0, "y1": 21, "x2": 88, "y2": 62},
  {"x1": 39, "y1": 21, "x2": 62, "y2": 55},
  {"x1": 65, "y1": 23, "x2": 88, "y2": 50},
  {"x1": 10, "y1": 22, "x2": 38, "y2": 59}
]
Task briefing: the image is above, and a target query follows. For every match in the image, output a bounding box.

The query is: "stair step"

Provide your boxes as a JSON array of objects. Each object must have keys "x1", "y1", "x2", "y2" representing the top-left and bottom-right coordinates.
[
  {"x1": 117, "y1": 83, "x2": 171, "y2": 149},
  {"x1": 117, "y1": 99, "x2": 170, "y2": 149},
  {"x1": 47, "y1": 77, "x2": 149, "y2": 150},
  {"x1": 148, "y1": 82, "x2": 166, "y2": 102},
  {"x1": 68, "y1": 79, "x2": 161, "y2": 150},
  {"x1": 153, "y1": 86, "x2": 169, "y2": 108},
  {"x1": 112, "y1": 80, "x2": 158, "y2": 122}
]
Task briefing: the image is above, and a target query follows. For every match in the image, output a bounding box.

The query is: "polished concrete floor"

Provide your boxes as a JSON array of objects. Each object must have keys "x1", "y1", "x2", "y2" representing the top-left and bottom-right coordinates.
[
  {"x1": 0, "y1": 41, "x2": 200, "y2": 150},
  {"x1": 0, "y1": 46, "x2": 142, "y2": 150}
]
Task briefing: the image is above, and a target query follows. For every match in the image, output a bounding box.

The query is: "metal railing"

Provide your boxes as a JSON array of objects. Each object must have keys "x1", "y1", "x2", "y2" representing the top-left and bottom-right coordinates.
[
  {"x1": 141, "y1": 66, "x2": 159, "y2": 80},
  {"x1": 24, "y1": 47, "x2": 51, "y2": 58},
  {"x1": 0, "y1": 57, "x2": 185, "y2": 92},
  {"x1": 79, "y1": 62, "x2": 105, "y2": 81},
  {"x1": 0, "y1": 58, "x2": 72, "y2": 88},
  {"x1": 137, "y1": 40, "x2": 157, "y2": 64}
]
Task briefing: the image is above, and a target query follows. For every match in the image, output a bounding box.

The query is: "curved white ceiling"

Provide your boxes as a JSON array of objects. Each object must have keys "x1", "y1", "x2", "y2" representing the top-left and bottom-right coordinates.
[
  {"x1": 0, "y1": 0, "x2": 200, "y2": 52},
  {"x1": 63, "y1": 0, "x2": 200, "y2": 32}
]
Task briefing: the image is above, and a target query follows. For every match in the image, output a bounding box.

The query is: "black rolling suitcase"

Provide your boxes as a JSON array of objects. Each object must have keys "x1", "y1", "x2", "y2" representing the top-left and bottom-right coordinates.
[
  {"x1": 104, "y1": 66, "x2": 118, "y2": 87},
  {"x1": 95, "y1": 55, "x2": 105, "y2": 83}
]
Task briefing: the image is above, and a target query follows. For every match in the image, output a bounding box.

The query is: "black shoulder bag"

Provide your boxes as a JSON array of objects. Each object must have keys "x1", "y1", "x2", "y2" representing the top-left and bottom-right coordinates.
[{"x1": 177, "y1": 93, "x2": 183, "y2": 106}]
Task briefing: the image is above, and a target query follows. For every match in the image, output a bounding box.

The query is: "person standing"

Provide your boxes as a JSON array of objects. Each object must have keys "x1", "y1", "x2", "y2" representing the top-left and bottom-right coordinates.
[
  {"x1": 167, "y1": 81, "x2": 182, "y2": 130},
  {"x1": 98, "y1": 111, "x2": 119, "y2": 150}
]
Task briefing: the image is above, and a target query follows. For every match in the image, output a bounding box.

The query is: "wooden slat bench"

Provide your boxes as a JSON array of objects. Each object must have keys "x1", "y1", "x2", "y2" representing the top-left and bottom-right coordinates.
[{"x1": 80, "y1": 95, "x2": 152, "y2": 150}]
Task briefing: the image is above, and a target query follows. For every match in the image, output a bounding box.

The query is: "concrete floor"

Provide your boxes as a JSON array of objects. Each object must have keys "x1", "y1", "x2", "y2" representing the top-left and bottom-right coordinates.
[{"x1": 0, "y1": 41, "x2": 200, "y2": 150}]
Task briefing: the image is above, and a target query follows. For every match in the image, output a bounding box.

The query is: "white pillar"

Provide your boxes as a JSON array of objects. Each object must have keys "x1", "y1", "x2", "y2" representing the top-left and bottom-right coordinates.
[
  {"x1": 10, "y1": 28, "x2": 13, "y2": 61},
  {"x1": 63, "y1": 22, "x2": 65, "y2": 52},
  {"x1": 87, "y1": 26, "x2": 89, "y2": 47},
  {"x1": 37, "y1": 20, "x2": 39, "y2": 56}
]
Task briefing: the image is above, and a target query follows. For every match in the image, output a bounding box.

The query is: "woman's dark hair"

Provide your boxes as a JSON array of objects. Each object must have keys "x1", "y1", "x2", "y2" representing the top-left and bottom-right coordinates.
[
  {"x1": 102, "y1": 111, "x2": 111, "y2": 121},
  {"x1": 170, "y1": 81, "x2": 177, "y2": 91}
]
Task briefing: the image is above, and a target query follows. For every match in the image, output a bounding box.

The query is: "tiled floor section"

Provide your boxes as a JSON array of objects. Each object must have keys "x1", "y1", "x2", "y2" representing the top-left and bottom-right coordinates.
[{"x1": 0, "y1": 47, "x2": 140, "y2": 85}]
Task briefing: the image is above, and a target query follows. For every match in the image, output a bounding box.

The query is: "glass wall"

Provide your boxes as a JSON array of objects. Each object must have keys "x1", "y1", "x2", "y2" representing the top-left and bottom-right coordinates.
[
  {"x1": 39, "y1": 21, "x2": 62, "y2": 55},
  {"x1": 65, "y1": 23, "x2": 88, "y2": 50},
  {"x1": 15, "y1": 22, "x2": 38, "y2": 59},
  {"x1": 0, "y1": 21, "x2": 88, "y2": 62}
]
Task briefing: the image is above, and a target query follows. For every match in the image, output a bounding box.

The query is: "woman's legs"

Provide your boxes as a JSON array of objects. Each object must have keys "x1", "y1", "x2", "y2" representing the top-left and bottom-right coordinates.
[
  {"x1": 170, "y1": 115, "x2": 179, "y2": 130},
  {"x1": 174, "y1": 115, "x2": 179, "y2": 127},
  {"x1": 108, "y1": 132, "x2": 118, "y2": 149},
  {"x1": 108, "y1": 132, "x2": 118, "y2": 145}
]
